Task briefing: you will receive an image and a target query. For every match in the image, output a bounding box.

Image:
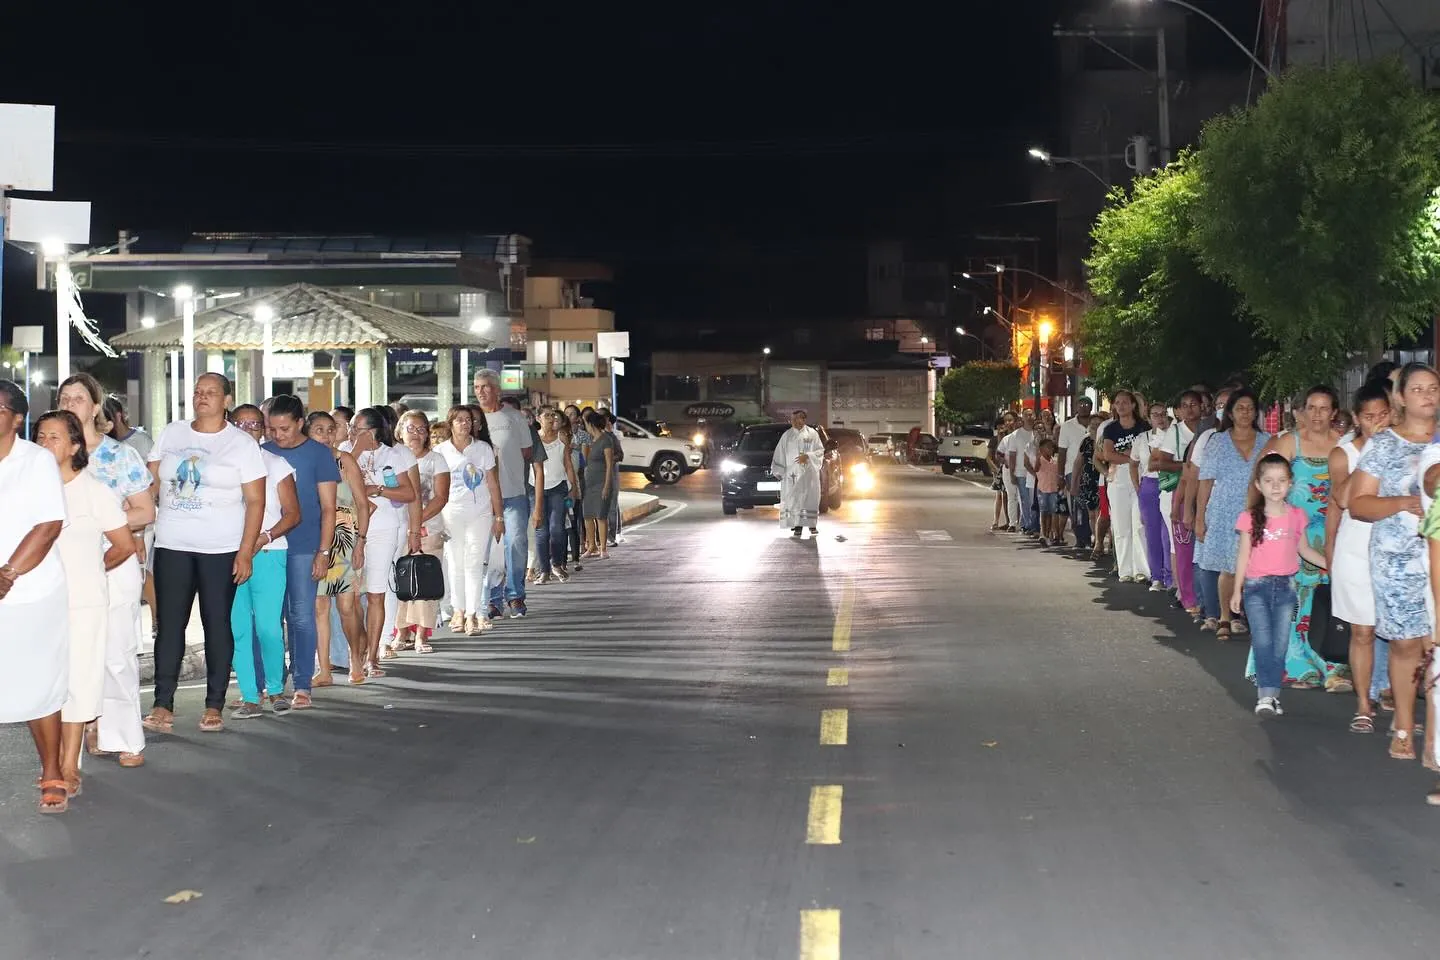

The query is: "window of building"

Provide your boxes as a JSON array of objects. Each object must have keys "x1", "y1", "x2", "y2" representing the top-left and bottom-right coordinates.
[
  {"x1": 655, "y1": 375, "x2": 702, "y2": 401},
  {"x1": 867, "y1": 377, "x2": 887, "y2": 397},
  {"x1": 710, "y1": 374, "x2": 760, "y2": 401},
  {"x1": 864, "y1": 327, "x2": 887, "y2": 341}
]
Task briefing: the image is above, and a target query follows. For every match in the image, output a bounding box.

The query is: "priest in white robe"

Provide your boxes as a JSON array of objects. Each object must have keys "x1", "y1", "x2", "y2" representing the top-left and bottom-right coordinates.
[{"x1": 771, "y1": 409, "x2": 825, "y2": 536}]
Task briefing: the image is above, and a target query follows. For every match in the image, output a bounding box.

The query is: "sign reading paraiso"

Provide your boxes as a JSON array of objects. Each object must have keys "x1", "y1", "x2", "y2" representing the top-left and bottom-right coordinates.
[{"x1": 684, "y1": 402, "x2": 736, "y2": 419}]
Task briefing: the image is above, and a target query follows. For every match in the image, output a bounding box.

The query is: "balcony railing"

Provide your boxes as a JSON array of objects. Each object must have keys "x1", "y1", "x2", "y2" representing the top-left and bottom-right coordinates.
[{"x1": 522, "y1": 363, "x2": 603, "y2": 380}]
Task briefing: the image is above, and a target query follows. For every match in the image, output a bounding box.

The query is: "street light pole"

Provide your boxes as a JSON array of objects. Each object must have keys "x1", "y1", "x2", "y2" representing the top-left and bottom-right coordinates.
[
  {"x1": 255, "y1": 304, "x2": 275, "y2": 400},
  {"x1": 175, "y1": 285, "x2": 196, "y2": 418},
  {"x1": 1135, "y1": 0, "x2": 1273, "y2": 79},
  {"x1": 1028, "y1": 148, "x2": 1110, "y2": 189}
]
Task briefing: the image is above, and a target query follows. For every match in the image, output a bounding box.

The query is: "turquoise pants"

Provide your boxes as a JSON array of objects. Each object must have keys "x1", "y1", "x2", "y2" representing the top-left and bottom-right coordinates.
[{"x1": 230, "y1": 549, "x2": 288, "y2": 704}]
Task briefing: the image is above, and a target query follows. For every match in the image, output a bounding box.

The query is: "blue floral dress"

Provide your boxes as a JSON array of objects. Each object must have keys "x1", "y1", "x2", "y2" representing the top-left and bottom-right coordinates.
[
  {"x1": 1356, "y1": 429, "x2": 1432, "y2": 642},
  {"x1": 1198, "y1": 430, "x2": 1270, "y2": 573}
]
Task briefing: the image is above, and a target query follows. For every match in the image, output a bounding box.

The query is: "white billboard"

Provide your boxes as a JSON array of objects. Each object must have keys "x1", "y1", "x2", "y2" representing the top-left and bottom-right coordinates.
[{"x1": 0, "y1": 104, "x2": 56, "y2": 191}]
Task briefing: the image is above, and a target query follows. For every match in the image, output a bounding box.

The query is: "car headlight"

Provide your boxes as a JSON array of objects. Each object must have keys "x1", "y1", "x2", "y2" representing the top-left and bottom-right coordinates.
[
  {"x1": 720, "y1": 459, "x2": 746, "y2": 474},
  {"x1": 850, "y1": 462, "x2": 870, "y2": 477},
  {"x1": 692, "y1": 432, "x2": 705, "y2": 446}
]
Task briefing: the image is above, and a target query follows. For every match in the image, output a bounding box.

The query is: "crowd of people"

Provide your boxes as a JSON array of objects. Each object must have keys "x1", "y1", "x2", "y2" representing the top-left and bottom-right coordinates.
[
  {"x1": 988, "y1": 363, "x2": 1440, "y2": 806},
  {"x1": 0, "y1": 367, "x2": 633, "y2": 814}
]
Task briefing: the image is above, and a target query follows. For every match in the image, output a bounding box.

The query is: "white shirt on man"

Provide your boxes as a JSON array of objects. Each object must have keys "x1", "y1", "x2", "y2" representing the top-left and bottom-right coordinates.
[
  {"x1": 1057, "y1": 415, "x2": 1089, "y2": 476},
  {"x1": 150, "y1": 421, "x2": 268, "y2": 554},
  {"x1": 1007, "y1": 427, "x2": 1035, "y2": 483}
]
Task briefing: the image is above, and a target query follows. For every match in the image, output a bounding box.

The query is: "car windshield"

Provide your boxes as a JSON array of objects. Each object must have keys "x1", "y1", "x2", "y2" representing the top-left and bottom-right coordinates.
[
  {"x1": 736, "y1": 427, "x2": 786, "y2": 452},
  {"x1": 960, "y1": 426, "x2": 994, "y2": 438}
]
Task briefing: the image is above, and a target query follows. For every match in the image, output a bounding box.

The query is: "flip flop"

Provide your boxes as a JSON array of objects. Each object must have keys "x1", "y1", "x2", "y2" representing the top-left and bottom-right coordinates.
[
  {"x1": 311, "y1": 675, "x2": 335, "y2": 688},
  {"x1": 1350, "y1": 714, "x2": 1376, "y2": 734}
]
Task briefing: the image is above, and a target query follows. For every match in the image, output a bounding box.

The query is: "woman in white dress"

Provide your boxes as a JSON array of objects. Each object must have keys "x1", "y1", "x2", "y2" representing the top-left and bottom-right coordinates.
[
  {"x1": 58, "y1": 373, "x2": 154, "y2": 768},
  {"x1": 1327, "y1": 381, "x2": 1394, "y2": 733},
  {"x1": 349, "y1": 407, "x2": 420, "y2": 676},
  {"x1": 0, "y1": 381, "x2": 71, "y2": 813},
  {"x1": 33, "y1": 411, "x2": 135, "y2": 802},
  {"x1": 391, "y1": 410, "x2": 450, "y2": 654}
]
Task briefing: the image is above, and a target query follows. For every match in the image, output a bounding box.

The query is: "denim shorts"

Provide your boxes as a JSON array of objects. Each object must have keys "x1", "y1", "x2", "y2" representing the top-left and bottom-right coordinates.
[{"x1": 1037, "y1": 491, "x2": 1059, "y2": 514}]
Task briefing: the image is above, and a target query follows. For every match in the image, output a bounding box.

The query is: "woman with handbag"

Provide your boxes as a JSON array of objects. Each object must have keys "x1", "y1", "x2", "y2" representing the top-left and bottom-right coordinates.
[
  {"x1": 1246, "y1": 385, "x2": 1349, "y2": 694},
  {"x1": 392, "y1": 411, "x2": 451, "y2": 654},
  {"x1": 349, "y1": 407, "x2": 419, "y2": 678}
]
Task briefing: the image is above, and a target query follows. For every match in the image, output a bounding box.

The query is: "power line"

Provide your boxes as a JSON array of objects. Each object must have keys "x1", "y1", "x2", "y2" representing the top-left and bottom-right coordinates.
[{"x1": 55, "y1": 129, "x2": 995, "y2": 159}]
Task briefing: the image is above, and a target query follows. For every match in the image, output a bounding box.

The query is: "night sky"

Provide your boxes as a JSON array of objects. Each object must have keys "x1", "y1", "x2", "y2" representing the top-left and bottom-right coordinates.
[{"x1": 3, "y1": 1, "x2": 1260, "y2": 343}]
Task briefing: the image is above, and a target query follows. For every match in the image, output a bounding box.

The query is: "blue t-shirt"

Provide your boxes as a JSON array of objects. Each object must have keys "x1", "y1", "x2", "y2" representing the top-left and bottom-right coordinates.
[{"x1": 262, "y1": 438, "x2": 341, "y2": 553}]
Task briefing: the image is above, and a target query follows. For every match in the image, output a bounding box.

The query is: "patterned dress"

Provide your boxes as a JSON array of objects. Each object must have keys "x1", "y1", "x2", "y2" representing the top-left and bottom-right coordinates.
[
  {"x1": 1198, "y1": 430, "x2": 1271, "y2": 573},
  {"x1": 1356, "y1": 429, "x2": 1432, "y2": 642},
  {"x1": 1245, "y1": 434, "x2": 1349, "y2": 688},
  {"x1": 318, "y1": 454, "x2": 359, "y2": 597}
]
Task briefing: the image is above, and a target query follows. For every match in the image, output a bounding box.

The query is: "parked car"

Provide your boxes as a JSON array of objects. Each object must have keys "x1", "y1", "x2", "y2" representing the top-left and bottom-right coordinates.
[
  {"x1": 867, "y1": 432, "x2": 904, "y2": 462},
  {"x1": 938, "y1": 425, "x2": 996, "y2": 475},
  {"x1": 397, "y1": 394, "x2": 440, "y2": 416},
  {"x1": 614, "y1": 416, "x2": 704, "y2": 484},
  {"x1": 719, "y1": 422, "x2": 845, "y2": 516}
]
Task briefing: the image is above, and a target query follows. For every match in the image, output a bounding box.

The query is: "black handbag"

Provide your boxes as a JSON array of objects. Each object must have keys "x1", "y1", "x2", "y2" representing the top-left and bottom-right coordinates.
[
  {"x1": 1310, "y1": 583, "x2": 1350, "y2": 666},
  {"x1": 394, "y1": 552, "x2": 445, "y2": 602}
]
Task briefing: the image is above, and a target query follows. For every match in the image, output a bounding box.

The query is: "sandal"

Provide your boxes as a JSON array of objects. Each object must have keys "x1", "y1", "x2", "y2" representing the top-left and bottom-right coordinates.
[
  {"x1": 1426, "y1": 782, "x2": 1440, "y2": 806},
  {"x1": 348, "y1": 669, "x2": 366, "y2": 686},
  {"x1": 292, "y1": 691, "x2": 314, "y2": 711},
  {"x1": 1216, "y1": 622, "x2": 1232, "y2": 641},
  {"x1": 1391, "y1": 729, "x2": 1417, "y2": 760},
  {"x1": 118, "y1": 752, "x2": 145, "y2": 768},
  {"x1": 142, "y1": 709, "x2": 174, "y2": 733},
  {"x1": 415, "y1": 640, "x2": 434, "y2": 654},
  {"x1": 365, "y1": 662, "x2": 386, "y2": 679},
  {"x1": 380, "y1": 646, "x2": 399, "y2": 661},
  {"x1": 38, "y1": 779, "x2": 68, "y2": 815},
  {"x1": 1231, "y1": 619, "x2": 1249, "y2": 636},
  {"x1": 198, "y1": 710, "x2": 224, "y2": 733},
  {"x1": 1381, "y1": 690, "x2": 1396, "y2": 713},
  {"x1": 1350, "y1": 714, "x2": 1376, "y2": 734},
  {"x1": 312, "y1": 674, "x2": 334, "y2": 687},
  {"x1": 84, "y1": 722, "x2": 114, "y2": 756}
]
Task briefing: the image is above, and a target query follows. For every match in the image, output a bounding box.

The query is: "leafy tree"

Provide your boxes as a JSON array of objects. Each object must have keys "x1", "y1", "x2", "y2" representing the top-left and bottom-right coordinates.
[
  {"x1": 1191, "y1": 58, "x2": 1440, "y2": 396},
  {"x1": 1083, "y1": 158, "x2": 1263, "y2": 402},
  {"x1": 937, "y1": 361, "x2": 1021, "y2": 424}
]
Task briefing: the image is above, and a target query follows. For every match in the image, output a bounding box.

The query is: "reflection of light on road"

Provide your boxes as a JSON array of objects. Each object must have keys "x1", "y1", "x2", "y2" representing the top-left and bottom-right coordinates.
[{"x1": 845, "y1": 498, "x2": 879, "y2": 524}]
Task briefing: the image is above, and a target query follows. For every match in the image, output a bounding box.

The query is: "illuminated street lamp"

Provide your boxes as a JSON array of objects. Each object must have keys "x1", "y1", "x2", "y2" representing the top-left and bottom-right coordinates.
[{"x1": 1027, "y1": 147, "x2": 1109, "y2": 188}]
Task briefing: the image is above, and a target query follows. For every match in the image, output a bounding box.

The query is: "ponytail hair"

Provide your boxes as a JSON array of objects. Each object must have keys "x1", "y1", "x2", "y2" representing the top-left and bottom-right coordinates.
[{"x1": 1247, "y1": 452, "x2": 1293, "y2": 547}]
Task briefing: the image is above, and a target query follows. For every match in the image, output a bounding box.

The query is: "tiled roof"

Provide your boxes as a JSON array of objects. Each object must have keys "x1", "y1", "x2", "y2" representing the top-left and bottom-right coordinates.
[{"x1": 110, "y1": 284, "x2": 495, "y2": 352}]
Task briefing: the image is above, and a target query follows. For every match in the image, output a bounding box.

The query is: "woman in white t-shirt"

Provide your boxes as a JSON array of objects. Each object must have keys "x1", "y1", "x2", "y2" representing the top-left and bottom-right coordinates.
[
  {"x1": 34, "y1": 411, "x2": 135, "y2": 802},
  {"x1": 348, "y1": 406, "x2": 419, "y2": 677},
  {"x1": 145, "y1": 373, "x2": 266, "y2": 735},
  {"x1": 392, "y1": 410, "x2": 452, "y2": 654},
  {"x1": 437, "y1": 405, "x2": 503, "y2": 636},
  {"x1": 229, "y1": 406, "x2": 300, "y2": 717}
]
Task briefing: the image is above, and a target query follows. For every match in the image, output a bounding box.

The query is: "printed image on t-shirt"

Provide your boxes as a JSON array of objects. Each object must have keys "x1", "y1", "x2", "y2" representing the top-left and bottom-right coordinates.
[{"x1": 167, "y1": 454, "x2": 207, "y2": 510}]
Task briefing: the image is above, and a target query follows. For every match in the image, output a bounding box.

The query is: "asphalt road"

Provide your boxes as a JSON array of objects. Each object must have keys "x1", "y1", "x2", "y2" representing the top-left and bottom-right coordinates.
[{"x1": 4, "y1": 463, "x2": 1440, "y2": 959}]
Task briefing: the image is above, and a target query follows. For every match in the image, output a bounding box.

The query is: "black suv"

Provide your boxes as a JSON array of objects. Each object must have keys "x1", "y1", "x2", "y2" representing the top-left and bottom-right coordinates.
[{"x1": 719, "y1": 423, "x2": 845, "y2": 516}]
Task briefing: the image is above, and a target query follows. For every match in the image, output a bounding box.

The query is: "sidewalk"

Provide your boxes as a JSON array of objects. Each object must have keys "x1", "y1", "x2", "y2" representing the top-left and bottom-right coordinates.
[{"x1": 138, "y1": 492, "x2": 667, "y2": 681}]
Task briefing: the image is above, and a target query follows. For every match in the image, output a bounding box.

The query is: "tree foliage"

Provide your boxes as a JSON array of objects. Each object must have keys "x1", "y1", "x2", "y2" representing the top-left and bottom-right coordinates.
[
  {"x1": 1191, "y1": 58, "x2": 1440, "y2": 397},
  {"x1": 1083, "y1": 158, "x2": 1262, "y2": 401},
  {"x1": 937, "y1": 361, "x2": 1021, "y2": 424}
]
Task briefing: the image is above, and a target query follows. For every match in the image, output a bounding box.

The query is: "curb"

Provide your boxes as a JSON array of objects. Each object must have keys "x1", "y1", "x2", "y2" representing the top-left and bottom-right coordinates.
[
  {"x1": 139, "y1": 643, "x2": 207, "y2": 684},
  {"x1": 621, "y1": 497, "x2": 664, "y2": 525}
]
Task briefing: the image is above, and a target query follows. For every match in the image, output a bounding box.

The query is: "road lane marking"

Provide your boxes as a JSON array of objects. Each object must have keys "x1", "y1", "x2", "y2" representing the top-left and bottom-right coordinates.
[
  {"x1": 806, "y1": 785, "x2": 843, "y2": 844},
  {"x1": 820, "y1": 709, "x2": 848, "y2": 745},
  {"x1": 826, "y1": 668, "x2": 849, "y2": 686},
  {"x1": 832, "y1": 579, "x2": 854, "y2": 652},
  {"x1": 917, "y1": 529, "x2": 953, "y2": 541},
  {"x1": 799, "y1": 909, "x2": 841, "y2": 960}
]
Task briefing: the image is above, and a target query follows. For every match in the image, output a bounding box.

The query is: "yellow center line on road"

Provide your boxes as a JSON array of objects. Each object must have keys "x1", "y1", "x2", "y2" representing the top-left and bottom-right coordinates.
[
  {"x1": 831, "y1": 578, "x2": 854, "y2": 652},
  {"x1": 799, "y1": 909, "x2": 841, "y2": 960},
  {"x1": 826, "y1": 667, "x2": 849, "y2": 686},
  {"x1": 819, "y1": 709, "x2": 848, "y2": 745},
  {"x1": 806, "y1": 785, "x2": 843, "y2": 844}
]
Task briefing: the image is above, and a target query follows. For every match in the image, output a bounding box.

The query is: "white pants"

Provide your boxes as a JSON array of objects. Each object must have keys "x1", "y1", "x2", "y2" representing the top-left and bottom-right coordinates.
[
  {"x1": 1003, "y1": 472, "x2": 1021, "y2": 527},
  {"x1": 1108, "y1": 480, "x2": 1150, "y2": 580},
  {"x1": 444, "y1": 507, "x2": 494, "y2": 616},
  {"x1": 364, "y1": 524, "x2": 407, "y2": 640},
  {"x1": 97, "y1": 591, "x2": 145, "y2": 754}
]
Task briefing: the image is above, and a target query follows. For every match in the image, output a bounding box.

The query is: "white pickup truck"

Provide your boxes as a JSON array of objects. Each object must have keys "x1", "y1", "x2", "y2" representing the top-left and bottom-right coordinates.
[{"x1": 614, "y1": 417, "x2": 704, "y2": 484}]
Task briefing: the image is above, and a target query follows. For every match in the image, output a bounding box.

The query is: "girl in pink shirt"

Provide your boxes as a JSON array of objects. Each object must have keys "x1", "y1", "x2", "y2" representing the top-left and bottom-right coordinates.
[{"x1": 1231, "y1": 453, "x2": 1328, "y2": 717}]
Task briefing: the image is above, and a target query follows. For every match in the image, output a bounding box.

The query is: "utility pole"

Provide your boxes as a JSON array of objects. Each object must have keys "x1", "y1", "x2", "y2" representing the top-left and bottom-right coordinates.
[{"x1": 1156, "y1": 28, "x2": 1173, "y2": 165}]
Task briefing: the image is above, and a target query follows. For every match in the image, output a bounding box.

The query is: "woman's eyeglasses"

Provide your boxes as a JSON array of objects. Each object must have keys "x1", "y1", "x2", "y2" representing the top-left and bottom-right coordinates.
[{"x1": 235, "y1": 420, "x2": 264, "y2": 430}]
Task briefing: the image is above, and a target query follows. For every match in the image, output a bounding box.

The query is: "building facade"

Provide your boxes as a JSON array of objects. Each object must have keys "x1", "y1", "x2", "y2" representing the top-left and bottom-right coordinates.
[{"x1": 521, "y1": 264, "x2": 616, "y2": 409}]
